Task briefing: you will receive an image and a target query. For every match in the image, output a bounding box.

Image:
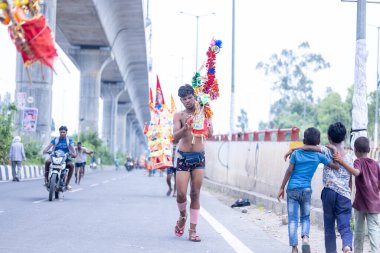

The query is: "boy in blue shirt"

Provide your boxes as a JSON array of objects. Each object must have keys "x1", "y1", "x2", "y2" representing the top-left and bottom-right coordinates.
[{"x1": 277, "y1": 127, "x2": 339, "y2": 253}]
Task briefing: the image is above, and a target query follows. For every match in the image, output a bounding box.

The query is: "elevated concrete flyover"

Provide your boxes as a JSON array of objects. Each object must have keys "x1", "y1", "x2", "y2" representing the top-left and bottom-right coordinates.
[{"x1": 54, "y1": 0, "x2": 150, "y2": 155}]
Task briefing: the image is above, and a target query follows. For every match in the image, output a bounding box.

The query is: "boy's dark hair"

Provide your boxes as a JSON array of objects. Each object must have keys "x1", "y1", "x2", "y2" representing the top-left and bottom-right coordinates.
[
  {"x1": 178, "y1": 84, "x2": 195, "y2": 98},
  {"x1": 303, "y1": 127, "x2": 320, "y2": 145},
  {"x1": 327, "y1": 122, "x2": 346, "y2": 143},
  {"x1": 354, "y1": 136, "x2": 370, "y2": 153},
  {"x1": 59, "y1": 126, "x2": 68, "y2": 132},
  {"x1": 77, "y1": 142, "x2": 82, "y2": 145}
]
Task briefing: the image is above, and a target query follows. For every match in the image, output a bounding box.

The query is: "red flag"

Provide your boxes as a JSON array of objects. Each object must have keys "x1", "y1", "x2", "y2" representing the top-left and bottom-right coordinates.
[
  {"x1": 155, "y1": 76, "x2": 165, "y2": 109},
  {"x1": 149, "y1": 88, "x2": 153, "y2": 109}
]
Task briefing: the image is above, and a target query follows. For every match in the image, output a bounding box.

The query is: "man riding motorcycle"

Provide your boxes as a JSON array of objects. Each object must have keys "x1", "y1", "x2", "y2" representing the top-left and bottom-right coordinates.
[{"x1": 43, "y1": 126, "x2": 76, "y2": 190}]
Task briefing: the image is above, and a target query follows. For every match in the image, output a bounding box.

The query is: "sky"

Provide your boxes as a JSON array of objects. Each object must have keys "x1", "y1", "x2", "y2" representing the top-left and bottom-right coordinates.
[{"x1": 1, "y1": 0, "x2": 380, "y2": 135}]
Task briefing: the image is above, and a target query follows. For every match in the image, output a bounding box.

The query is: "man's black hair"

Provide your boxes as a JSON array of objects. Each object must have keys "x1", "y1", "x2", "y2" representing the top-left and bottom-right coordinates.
[
  {"x1": 178, "y1": 84, "x2": 195, "y2": 98},
  {"x1": 59, "y1": 126, "x2": 68, "y2": 132},
  {"x1": 303, "y1": 127, "x2": 320, "y2": 145},
  {"x1": 77, "y1": 142, "x2": 82, "y2": 145},
  {"x1": 327, "y1": 122, "x2": 346, "y2": 143},
  {"x1": 354, "y1": 136, "x2": 370, "y2": 153}
]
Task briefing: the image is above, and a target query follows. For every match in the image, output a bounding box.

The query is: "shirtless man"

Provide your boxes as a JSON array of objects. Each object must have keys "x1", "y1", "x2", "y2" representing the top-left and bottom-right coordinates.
[{"x1": 173, "y1": 84, "x2": 213, "y2": 242}]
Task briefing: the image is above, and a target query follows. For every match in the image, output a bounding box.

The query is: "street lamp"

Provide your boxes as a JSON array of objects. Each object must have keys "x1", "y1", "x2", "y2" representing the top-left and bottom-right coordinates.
[
  {"x1": 179, "y1": 11, "x2": 215, "y2": 72},
  {"x1": 374, "y1": 27, "x2": 380, "y2": 148}
]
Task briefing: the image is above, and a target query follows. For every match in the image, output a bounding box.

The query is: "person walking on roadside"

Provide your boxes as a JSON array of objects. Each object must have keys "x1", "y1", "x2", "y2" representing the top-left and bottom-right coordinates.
[
  {"x1": 8, "y1": 136, "x2": 26, "y2": 182},
  {"x1": 173, "y1": 84, "x2": 213, "y2": 242},
  {"x1": 285, "y1": 122, "x2": 354, "y2": 253},
  {"x1": 334, "y1": 136, "x2": 380, "y2": 253},
  {"x1": 166, "y1": 141, "x2": 178, "y2": 197},
  {"x1": 74, "y1": 142, "x2": 93, "y2": 185},
  {"x1": 278, "y1": 128, "x2": 339, "y2": 253}
]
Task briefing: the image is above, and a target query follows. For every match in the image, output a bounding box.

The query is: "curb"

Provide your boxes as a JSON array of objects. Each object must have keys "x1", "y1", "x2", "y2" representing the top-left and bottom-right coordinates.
[
  {"x1": 203, "y1": 178, "x2": 324, "y2": 229},
  {"x1": 0, "y1": 165, "x2": 44, "y2": 181}
]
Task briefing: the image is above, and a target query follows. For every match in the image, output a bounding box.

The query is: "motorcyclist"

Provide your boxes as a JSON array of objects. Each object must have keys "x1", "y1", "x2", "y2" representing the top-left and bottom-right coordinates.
[{"x1": 43, "y1": 126, "x2": 76, "y2": 190}]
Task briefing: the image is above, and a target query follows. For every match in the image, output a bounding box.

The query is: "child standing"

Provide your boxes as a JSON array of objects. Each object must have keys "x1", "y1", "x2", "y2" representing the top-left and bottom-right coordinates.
[
  {"x1": 335, "y1": 136, "x2": 380, "y2": 253},
  {"x1": 278, "y1": 127, "x2": 338, "y2": 253}
]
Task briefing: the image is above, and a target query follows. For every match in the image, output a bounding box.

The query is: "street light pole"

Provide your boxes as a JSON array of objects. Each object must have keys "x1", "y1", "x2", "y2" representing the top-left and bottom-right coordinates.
[
  {"x1": 196, "y1": 16, "x2": 199, "y2": 72},
  {"x1": 179, "y1": 11, "x2": 215, "y2": 73},
  {"x1": 230, "y1": 0, "x2": 236, "y2": 138},
  {"x1": 374, "y1": 27, "x2": 380, "y2": 148}
]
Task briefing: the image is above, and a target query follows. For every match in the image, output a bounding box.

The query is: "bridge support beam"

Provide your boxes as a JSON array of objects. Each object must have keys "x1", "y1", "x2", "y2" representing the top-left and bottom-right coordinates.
[
  {"x1": 116, "y1": 102, "x2": 132, "y2": 153},
  {"x1": 14, "y1": 0, "x2": 57, "y2": 144},
  {"x1": 69, "y1": 48, "x2": 110, "y2": 133},
  {"x1": 101, "y1": 82, "x2": 124, "y2": 152}
]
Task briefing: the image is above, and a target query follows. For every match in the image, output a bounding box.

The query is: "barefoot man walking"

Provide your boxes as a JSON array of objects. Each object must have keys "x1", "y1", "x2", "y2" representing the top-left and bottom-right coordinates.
[{"x1": 173, "y1": 84, "x2": 213, "y2": 242}]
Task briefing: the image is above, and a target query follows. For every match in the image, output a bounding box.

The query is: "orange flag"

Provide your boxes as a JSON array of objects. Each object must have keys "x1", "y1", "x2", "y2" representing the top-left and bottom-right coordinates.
[{"x1": 171, "y1": 94, "x2": 176, "y2": 114}]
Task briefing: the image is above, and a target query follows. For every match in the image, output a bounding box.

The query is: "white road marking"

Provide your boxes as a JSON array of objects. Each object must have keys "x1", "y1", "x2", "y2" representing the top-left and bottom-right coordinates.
[
  {"x1": 200, "y1": 206, "x2": 254, "y2": 253},
  {"x1": 111, "y1": 178, "x2": 117, "y2": 181},
  {"x1": 90, "y1": 183, "x2": 99, "y2": 187},
  {"x1": 70, "y1": 188, "x2": 83, "y2": 193},
  {"x1": 0, "y1": 211, "x2": 4, "y2": 214},
  {"x1": 33, "y1": 199, "x2": 46, "y2": 204},
  {"x1": 102, "y1": 180, "x2": 109, "y2": 184}
]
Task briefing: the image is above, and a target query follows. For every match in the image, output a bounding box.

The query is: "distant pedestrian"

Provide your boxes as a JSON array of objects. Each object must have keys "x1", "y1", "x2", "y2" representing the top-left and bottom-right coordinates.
[
  {"x1": 277, "y1": 128, "x2": 339, "y2": 253},
  {"x1": 114, "y1": 158, "x2": 120, "y2": 171},
  {"x1": 8, "y1": 136, "x2": 26, "y2": 182},
  {"x1": 334, "y1": 136, "x2": 380, "y2": 253}
]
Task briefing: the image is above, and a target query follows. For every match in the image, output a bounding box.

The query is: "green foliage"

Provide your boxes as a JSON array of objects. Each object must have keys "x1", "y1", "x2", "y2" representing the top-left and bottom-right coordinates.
[
  {"x1": 236, "y1": 108, "x2": 249, "y2": 132},
  {"x1": 0, "y1": 101, "x2": 17, "y2": 164},
  {"x1": 256, "y1": 41, "x2": 330, "y2": 125},
  {"x1": 316, "y1": 92, "x2": 350, "y2": 144},
  {"x1": 72, "y1": 130, "x2": 114, "y2": 165},
  {"x1": 22, "y1": 136, "x2": 44, "y2": 165}
]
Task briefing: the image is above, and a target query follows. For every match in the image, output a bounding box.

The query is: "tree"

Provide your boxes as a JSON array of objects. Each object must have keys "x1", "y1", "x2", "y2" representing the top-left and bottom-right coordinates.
[
  {"x1": 236, "y1": 109, "x2": 249, "y2": 132},
  {"x1": 316, "y1": 91, "x2": 350, "y2": 144},
  {"x1": 0, "y1": 96, "x2": 17, "y2": 164},
  {"x1": 256, "y1": 42, "x2": 330, "y2": 127}
]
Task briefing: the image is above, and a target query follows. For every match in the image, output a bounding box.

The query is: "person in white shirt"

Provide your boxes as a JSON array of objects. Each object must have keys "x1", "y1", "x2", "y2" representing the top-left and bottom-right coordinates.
[{"x1": 74, "y1": 142, "x2": 93, "y2": 185}]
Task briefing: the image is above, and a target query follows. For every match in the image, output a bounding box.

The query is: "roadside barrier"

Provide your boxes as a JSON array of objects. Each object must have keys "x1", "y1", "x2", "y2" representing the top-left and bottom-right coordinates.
[
  {"x1": 0, "y1": 165, "x2": 43, "y2": 181},
  {"x1": 210, "y1": 127, "x2": 300, "y2": 142}
]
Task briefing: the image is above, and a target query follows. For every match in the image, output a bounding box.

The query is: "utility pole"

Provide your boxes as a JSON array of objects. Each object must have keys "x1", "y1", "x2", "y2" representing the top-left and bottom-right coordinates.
[
  {"x1": 350, "y1": 0, "x2": 368, "y2": 149},
  {"x1": 229, "y1": 0, "x2": 236, "y2": 138},
  {"x1": 374, "y1": 27, "x2": 380, "y2": 149}
]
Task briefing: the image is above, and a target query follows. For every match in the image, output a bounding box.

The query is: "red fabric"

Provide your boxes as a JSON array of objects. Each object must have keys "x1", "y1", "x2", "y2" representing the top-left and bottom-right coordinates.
[
  {"x1": 353, "y1": 157, "x2": 380, "y2": 212},
  {"x1": 9, "y1": 15, "x2": 57, "y2": 69},
  {"x1": 155, "y1": 75, "x2": 165, "y2": 107}
]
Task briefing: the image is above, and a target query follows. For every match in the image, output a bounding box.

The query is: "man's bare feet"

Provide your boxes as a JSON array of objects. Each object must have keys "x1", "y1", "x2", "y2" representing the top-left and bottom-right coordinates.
[
  {"x1": 166, "y1": 188, "x2": 172, "y2": 196},
  {"x1": 291, "y1": 246, "x2": 298, "y2": 253}
]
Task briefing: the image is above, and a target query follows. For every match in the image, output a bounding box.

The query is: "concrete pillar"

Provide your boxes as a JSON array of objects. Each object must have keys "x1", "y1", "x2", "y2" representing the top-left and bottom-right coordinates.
[
  {"x1": 69, "y1": 48, "x2": 110, "y2": 133},
  {"x1": 125, "y1": 113, "x2": 135, "y2": 157},
  {"x1": 116, "y1": 102, "x2": 132, "y2": 153},
  {"x1": 100, "y1": 82, "x2": 124, "y2": 151},
  {"x1": 14, "y1": 0, "x2": 57, "y2": 144}
]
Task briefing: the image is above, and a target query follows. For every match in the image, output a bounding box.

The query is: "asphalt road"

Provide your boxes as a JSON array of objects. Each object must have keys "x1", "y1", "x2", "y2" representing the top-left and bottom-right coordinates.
[{"x1": 0, "y1": 168, "x2": 289, "y2": 253}]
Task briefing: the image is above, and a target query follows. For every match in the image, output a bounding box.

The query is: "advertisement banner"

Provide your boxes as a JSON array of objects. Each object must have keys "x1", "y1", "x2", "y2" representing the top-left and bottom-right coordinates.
[
  {"x1": 16, "y1": 92, "x2": 27, "y2": 109},
  {"x1": 23, "y1": 107, "x2": 38, "y2": 132}
]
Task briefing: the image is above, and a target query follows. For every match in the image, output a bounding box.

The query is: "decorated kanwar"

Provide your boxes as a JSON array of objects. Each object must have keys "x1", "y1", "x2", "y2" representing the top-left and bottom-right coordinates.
[{"x1": 144, "y1": 76, "x2": 176, "y2": 175}]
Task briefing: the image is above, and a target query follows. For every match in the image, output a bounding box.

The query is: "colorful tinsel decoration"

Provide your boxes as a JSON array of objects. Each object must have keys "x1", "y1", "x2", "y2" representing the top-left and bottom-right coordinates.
[
  {"x1": 191, "y1": 38, "x2": 222, "y2": 119},
  {"x1": 203, "y1": 39, "x2": 222, "y2": 100}
]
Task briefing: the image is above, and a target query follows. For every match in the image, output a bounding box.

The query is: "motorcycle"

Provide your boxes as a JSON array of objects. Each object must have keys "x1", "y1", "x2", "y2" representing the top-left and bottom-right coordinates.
[
  {"x1": 46, "y1": 150, "x2": 69, "y2": 201},
  {"x1": 125, "y1": 159, "x2": 134, "y2": 172}
]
